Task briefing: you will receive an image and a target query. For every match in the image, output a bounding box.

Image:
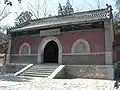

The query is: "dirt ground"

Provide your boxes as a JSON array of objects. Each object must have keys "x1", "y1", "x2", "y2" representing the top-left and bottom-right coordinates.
[{"x1": 0, "y1": 74, "x2": 119, "y2": 90}]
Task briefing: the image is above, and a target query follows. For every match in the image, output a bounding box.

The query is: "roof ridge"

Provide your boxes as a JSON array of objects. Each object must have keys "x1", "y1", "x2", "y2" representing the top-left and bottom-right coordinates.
[
  {"x1": 31, "y1": 7, "x2": 108, "y2": 22},
  {"x1": 10, "y1": 5, "x2": 113, "y2": 32}
]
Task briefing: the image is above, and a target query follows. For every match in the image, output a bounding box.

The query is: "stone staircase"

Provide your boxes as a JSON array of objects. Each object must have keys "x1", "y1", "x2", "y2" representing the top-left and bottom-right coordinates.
[{"x1": 21, "y1": 64, "x2": 58, "y2": 78}]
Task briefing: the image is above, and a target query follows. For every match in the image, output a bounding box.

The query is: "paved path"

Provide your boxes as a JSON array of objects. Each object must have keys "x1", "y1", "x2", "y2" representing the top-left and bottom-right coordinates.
[{"x1": 0, "y1": 75, "x2": 118, "y2": 90}]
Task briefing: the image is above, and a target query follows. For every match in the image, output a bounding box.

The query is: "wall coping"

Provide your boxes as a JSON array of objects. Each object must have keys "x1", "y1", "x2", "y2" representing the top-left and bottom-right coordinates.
[
  {"x1": 66, "y1": 65, "x2": 114, "y2": 68},
  {"x1": 48, "y1": 65, "x2": 65, "y2": 79}
]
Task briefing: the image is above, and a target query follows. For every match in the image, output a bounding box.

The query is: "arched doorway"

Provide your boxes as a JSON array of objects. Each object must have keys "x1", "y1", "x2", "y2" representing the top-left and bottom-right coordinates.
[
  {"x1": 43, "y1": 40, "x2": 58, "y2": 63},
  {"x1": 38, "y1": 36, "x2": 62, "y2": 64}
]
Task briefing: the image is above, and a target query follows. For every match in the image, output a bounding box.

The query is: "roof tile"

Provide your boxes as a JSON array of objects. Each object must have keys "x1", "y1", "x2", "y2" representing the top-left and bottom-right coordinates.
[{"x1": 11, "y1": 6, "x2": 112, "y2": 32}]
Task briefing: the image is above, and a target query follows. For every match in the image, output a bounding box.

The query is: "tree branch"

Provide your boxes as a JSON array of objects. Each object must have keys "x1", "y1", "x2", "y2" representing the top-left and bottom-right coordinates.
[
  {"x1": 0, "y1": 12, "x2": 11, "y2": 22},
  {"x1": 28, "y1": 2, "x2": 38, "y2": 12},
  {"x1": 95, "y1": 0, "x2": 101, "y2": 9},
  {"x1": 84, "y1": 0, "x2": 94, "y2": 10},
  {"x1": 27, "y1": 0, "x2": 51, "y2": 18},
  {"x1": 28, "y1": 5, "x2": 38, "y2": 19},
  {"x1": 30, "y1": 6, "x2": 38, "y2": 19},
  {"x1": 0, "y1": 4, "x2": 7, "y2": 17},
  {"x1": 75, "y1": 4, "x2": 84, "y2": 12}
]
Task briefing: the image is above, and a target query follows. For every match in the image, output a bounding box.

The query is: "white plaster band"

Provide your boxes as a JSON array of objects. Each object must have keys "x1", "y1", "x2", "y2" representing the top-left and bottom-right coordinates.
[
  {"x1": 11, "y1": 54, "x2": 38, "y2": 56},
  {"x1": 63, "y1": 52, "x2": 112, "y2": 55}
]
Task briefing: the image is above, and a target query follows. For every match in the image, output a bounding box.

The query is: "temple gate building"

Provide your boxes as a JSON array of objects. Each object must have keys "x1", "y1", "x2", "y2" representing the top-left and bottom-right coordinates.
[{"x1": 6, "y1": 5, "x2": 115, "y2": 79}]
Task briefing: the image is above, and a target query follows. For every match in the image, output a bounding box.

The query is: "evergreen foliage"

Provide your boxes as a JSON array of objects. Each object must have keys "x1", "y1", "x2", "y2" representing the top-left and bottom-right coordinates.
[{"x1": 58, "y1": 0, "x2": 74, "y2": 16}]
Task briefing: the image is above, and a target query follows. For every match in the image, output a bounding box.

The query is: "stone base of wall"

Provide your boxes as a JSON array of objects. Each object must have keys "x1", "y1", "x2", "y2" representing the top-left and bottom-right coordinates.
[
  {"x1": 62, "y1": 54, "x2": 105, "y2": 65},
  {"x1": 55, "y1": 65, "x2": 114, "y2": 80},
  {"x1": 10, "y1": 55, "x2": 37, "y2": 64}
]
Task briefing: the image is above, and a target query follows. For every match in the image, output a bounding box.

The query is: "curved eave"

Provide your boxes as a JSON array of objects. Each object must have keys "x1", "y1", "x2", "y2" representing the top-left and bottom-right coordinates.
[{"x1": 11, "y1": 18, "x2": 108, "y2": 33}]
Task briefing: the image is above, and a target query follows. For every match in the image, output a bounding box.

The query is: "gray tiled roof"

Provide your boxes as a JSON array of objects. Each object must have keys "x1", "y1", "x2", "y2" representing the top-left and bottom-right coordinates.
[{"x1": 11, "y1": 6, "x2": 112, "y2": 32}]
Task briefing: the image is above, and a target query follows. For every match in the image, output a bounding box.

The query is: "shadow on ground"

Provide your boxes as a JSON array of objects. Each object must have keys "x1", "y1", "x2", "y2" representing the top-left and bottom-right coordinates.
[{"x1": 0, "y1": 73, "x2": 34, "y2": 82}]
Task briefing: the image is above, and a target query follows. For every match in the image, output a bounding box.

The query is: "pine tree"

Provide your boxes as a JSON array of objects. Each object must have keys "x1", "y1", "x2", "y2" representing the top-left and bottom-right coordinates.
[
  {"x1": 66, "y1": 0, "x2": 74, "y2": 15},
  {"x1": 116, "y1": 0, "x2": 120, "y2": 11},
  {"x1": 58, "y1": 0, "x2": 74, "y2": 16}
]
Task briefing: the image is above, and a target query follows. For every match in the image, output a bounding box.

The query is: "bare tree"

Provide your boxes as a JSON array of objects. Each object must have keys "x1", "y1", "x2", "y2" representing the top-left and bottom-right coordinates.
[
  {"x1": 84, "y1": 0, "x2": 104, "y2": 10},
  {"x1": 42, "y1": 0, "x2": 48, "y2": 17},
  {"x1": 75, "y1": 4, "x2": 84, "y2": 12},
  {"x1": 95, "y1": 0, "x2": 101, "y2": 9},
  {"x1": 27, "y1": 0, "x2": 51, "y2": 19},
  {"x1": 84, "y1": 0, "x2": 94, "y2": 10},
  {"x1": 0, "y1": 1, "x2": 12, "y2": 22},
  {"x1": 95, "y1": 0, "x2": 104, "y2": 9},
  {"x1": 0, "y1": 1, "x2": 12, "y2": 33},
  {"x1": 28, "y1": 0, "x2": 41, "y2": 19}
]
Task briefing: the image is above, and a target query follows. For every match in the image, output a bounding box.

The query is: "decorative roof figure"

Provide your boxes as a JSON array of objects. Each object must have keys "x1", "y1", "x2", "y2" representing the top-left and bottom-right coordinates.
[
  {"x1": 58, "y1": 3, "x2": 63, "y2": 16},
  {"x1": 62, "y1": 6, "x2": 67, "y2": 15},
  {"x1": 15, "y1": 11, "x2": 33, "y2": 27}
]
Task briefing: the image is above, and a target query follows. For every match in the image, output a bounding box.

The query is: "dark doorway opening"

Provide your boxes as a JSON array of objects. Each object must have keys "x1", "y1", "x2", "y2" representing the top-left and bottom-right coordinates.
[{"x1": 43, "y1": 40, "x2": 58, "y2": 63}]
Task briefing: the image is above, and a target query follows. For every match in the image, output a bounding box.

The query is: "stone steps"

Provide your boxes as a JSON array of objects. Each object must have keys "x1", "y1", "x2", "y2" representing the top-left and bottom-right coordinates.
[
  {"x1": 25, "y1": 70, "x2": 54, "y2": 73},
  {"x1": 22, "y1": 73, "x2": 49, "y2": 77},
  {"x1": 21, "y1": 64, "x2": 58, "y2": 78}
]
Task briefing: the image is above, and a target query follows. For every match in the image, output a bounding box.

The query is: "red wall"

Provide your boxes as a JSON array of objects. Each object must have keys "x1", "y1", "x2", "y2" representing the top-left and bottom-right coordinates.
[{"x1": 11, "y1": 28, "x2": 105, "y2": 54}]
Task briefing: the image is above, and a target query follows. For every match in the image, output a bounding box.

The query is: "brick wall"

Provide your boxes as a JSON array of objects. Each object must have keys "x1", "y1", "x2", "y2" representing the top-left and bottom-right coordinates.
[
  {"x1": 11, "y1": 28, "x2": 105, "y2": 54},
  {"x1": 10, "y1": 28, "x2": 105, "y2": 64}
]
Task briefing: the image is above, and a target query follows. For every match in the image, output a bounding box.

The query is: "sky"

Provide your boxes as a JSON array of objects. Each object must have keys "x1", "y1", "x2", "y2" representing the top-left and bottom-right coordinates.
[{"x1": 0, "y1": 0, "x2": 116, "y2": 26}]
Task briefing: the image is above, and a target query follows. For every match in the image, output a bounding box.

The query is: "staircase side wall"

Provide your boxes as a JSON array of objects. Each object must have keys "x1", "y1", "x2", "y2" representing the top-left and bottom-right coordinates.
[{"x1": 64, "y1": 65, "x2": 114, "y2": 80}]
